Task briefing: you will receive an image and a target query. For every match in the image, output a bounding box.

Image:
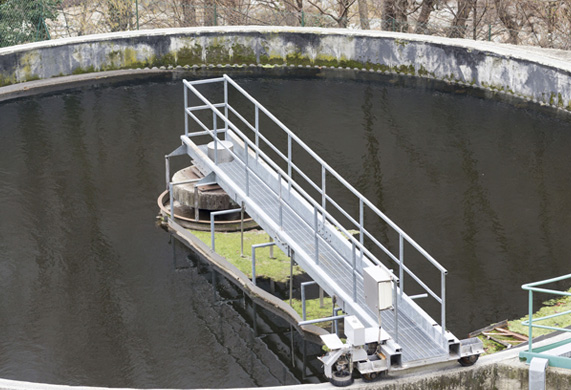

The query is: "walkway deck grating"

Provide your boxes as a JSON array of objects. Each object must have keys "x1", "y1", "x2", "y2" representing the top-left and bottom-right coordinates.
[{"x1": 168, "y1": 75, "x2": 459, "y2": 367}]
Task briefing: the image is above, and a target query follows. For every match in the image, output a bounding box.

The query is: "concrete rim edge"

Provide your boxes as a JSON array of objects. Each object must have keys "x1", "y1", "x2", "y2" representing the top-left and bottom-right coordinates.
[{"x1": 1, "y1": 27, "x2": 571, "y2": 389}]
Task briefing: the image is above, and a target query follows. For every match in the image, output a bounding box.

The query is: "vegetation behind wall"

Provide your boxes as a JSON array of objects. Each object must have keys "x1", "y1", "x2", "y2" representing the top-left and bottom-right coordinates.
[{"x1": 2, "y1": 0, "x2": 571, "y2": 50}]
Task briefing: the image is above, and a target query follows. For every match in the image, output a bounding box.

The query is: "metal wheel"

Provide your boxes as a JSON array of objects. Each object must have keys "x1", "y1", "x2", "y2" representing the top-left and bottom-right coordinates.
[
  {"x1": 458, "y1": 354, "x2": 480, "y2": 367},
  {"x1": 330, "y1": 372, "x2": 354, "y2": 387},
  {"x1": 329, "y1": 354, "x2": 353, "y2": 387},
  {"x1": 362, "y1": 371, "x2": 384, "y2": 382}
]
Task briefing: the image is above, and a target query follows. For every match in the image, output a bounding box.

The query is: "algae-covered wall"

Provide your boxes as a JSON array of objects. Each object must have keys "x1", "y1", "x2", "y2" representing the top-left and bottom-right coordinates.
[{"x1": 1, "y1": 26, "x2": 571, "y2": 110}]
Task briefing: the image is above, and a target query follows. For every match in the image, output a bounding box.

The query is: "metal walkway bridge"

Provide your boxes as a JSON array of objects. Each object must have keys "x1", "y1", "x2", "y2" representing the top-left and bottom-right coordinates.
[{"x1": 165, "y1": 75, "x2": 463, "y2": 368}]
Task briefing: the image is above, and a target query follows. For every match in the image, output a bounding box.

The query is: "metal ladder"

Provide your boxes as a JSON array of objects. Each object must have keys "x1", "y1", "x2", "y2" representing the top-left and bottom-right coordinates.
[{"x1": 166, "y1": 75, "x2": 460, "y2": 367}]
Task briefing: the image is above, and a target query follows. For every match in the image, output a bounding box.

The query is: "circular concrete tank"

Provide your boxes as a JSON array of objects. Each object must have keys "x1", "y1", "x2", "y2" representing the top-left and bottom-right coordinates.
[{"x1": 2, "y1": 26, "x2": 571, "y2": 390}]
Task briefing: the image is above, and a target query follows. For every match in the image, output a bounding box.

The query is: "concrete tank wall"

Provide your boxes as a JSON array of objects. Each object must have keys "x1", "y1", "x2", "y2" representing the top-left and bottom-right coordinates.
[
  {"x1": 1, "y1": 27, "x2": 571, "y2": 110},
  {"x1": 2, "y1": 26, "x2": 571, "y2": 389}
]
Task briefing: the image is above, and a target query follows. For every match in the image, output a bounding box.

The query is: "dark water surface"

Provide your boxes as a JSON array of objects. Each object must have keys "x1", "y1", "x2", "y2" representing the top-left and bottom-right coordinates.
[{"x1": 1, "y1": 75, "x2": 571, "y2": 386}]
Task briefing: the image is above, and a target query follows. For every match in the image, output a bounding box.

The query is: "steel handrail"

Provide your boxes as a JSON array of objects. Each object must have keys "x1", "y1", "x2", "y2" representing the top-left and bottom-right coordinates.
[
  {"x1": 224, "y1": 79, "x2": 448, "y2": 302},
  {"x1": 186, "y1": 81, "x2": 424, "y2": 283},
  {"x1": 184, "y1": 79, "x2": 394, "y2": 276},
  {"x1": 522, "y1": 273, "x2": 571, "y2": 353},
  {"x1": 223, "y1": 75, "x2": 447, "y2": 274},
  {"x1": 187, "y1": 75, "x2": 444, "y2": 305},
  {"x1": 185, "y1": 76, "x2": 448, "y2": 343}
]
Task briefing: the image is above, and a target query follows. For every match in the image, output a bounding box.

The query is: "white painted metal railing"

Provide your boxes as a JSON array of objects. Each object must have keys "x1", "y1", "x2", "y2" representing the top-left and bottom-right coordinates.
[{"x1": 181, "y1": 75, "x2": 449, "y2": 347}]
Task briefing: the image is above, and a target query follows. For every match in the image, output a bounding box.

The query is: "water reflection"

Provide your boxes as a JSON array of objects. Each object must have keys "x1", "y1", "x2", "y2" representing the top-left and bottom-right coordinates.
[
  {"x1": 0, "y1": 85, "x2": 312, "y2": 387},
  {"x1": 2, "y1": 76, "x2": 571, "y2": 386},
  {"x1": 358, "y1": 86, "x2": 389, "y2": 245}
]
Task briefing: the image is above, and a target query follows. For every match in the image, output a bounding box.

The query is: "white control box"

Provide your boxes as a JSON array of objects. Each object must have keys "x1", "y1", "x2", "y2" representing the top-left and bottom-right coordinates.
[
  {"x1": 344, "y1": 315, "x2": 365, "y2": 346},
  {"x1": 364, "y1": 266, "x2": 393, "y2": 312}
]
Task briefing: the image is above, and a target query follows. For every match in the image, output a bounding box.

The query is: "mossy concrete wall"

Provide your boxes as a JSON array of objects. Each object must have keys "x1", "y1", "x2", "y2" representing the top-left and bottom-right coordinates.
[
  {"x1": 2, "y1": 26, "x2": 571, "y2": 110},
  {"x1": 351, "y1": 357, "x2": 571, "y2": 390},
  {"x1": 0, "y1": 352, "x2": 569, "y2": 389}
]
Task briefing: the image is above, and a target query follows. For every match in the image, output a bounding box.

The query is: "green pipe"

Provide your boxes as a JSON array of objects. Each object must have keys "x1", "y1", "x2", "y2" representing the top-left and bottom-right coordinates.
[{"x1": 528, "y1": 289, "x2": 533, "y2": 352}]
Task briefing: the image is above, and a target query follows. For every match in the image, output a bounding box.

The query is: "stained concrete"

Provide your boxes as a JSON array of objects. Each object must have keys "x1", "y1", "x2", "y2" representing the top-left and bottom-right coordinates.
[
  {"x1": 1, "y1": 27, "x2": 571, "y2": 389},
  {"x1": 1, "y1": 27, "x2": 571, "y2": 110}
]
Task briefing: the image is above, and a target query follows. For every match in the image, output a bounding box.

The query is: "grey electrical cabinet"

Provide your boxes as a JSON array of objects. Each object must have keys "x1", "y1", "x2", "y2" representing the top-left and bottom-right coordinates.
[{"x1": 364, "y1": 266, "x2": 393, "y2": 312}]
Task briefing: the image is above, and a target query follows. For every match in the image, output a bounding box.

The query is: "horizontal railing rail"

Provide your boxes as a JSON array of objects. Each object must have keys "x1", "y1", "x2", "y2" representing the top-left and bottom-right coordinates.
[
  {"x1": 522, "y1": 273, "x2": 571, "y2": 353},
  {"x1": 184, "y1": 78, "x2": 393, "y2": 272},
  {"x1": 182, "y1": 75, "x2": 449, "y2": 345}
]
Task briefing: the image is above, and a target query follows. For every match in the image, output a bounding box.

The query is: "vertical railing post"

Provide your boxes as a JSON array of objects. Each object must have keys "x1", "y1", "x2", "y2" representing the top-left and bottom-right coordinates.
[
  {"x1": 169, "y1": 182, "x2": 174, "y2": 220},
  {"x1": 314, "y1": 208, "x2": 319, "y2": 264},
  {"x1": 321, "y1": 166, "x2": 326, "y2": 223},
  {"x1": 252, "y1": 242, "x2": 276, "y2": 287},
  {"x1": 399, "y1": 234, "x2": 404, "y2": 299},
  {"x1": 165, "y1": 156, "x2": 170, "y2": 190},
  {"x1": 441, "y1": 271, "x2": 446, "y2": 348},
  {"x1": 224, "y1": 78, "x2": 228, "y2": 139},
  {"x1": 240, "y1": 202, "x2": 245, "y2": 257},
  {"x1": 245, "y1": 143, "x2": 250, "y2": 196},
  {"x1": 352, "y1": 241, "x2": 357, "y2": 301},
  {"x1": 194, "y1": 185, "x2": 199, "y2": 221},
  {"x1": 289, "y1": 251, "x2": 294, "y2": 306},
  {"x1": 359, "y1": 199, "x2": 364, "y2": 262},
  {"x1": 184, "y1": 86, "x2": 188, "y2": 137},
  {"x1": 394, "y1": 276, "x2": 399, "y2": 344},
  {"x1": 301, "y1": 282, "x2": 308, "y2": 321},
  {"x1": 279, "y1": 174, "x2": 283, "y2": 228},
  {"x1": 255, "y1": 106, "x2": 259, "y2": 161},
  {"x1": 210, "y1": 213, "x2": 216, "y2": 251},
  {"x1": 213, "y1": 112, "x2": 218, "y2": 165},
  {"x1": 252, "y1": 246, "x2": 257, "y2": 286},
  {"x1": 528, "y1": 289, "x2": 533, "y2": 352},
  {"x1": 288, "y1": 134, "x2": 292, "y2": 193}
]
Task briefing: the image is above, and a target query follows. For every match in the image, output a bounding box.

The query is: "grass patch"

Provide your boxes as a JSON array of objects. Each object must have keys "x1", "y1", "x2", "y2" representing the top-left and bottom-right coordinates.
[
  {"x1": 508, "y1": 288, "x2": 571, "y2": 338},
  {"x1": 289, "y1": 296, "x2": 346, "y2": 330},
  {"x1": 478, "y1": 336, "x2": 505, "y2": 355},
  {"x1": 289, "y1": 297, "x2": 335, "y2": 320},
  {"x1": 472, "y1": 287, "x2": 571, "y2": 355},
  {"x1": 190, "y1": 229, "x2": 303, "y2": 283}
]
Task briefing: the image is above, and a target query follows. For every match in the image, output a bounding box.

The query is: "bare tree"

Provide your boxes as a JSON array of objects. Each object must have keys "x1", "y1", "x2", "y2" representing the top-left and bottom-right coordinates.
[
  {"x1": 106, "y1": 0, "x2": 133, "y2": 31},
  {"x1": 216, "y1": 0, "x2": 253, "y2": 25},
  {"x1": 307, "y1": 0, "x2": 356, "y2": 27},
  {"x1": 449, "y1": 0, "x2": 475, "y2": 37},
  {"x1": 524, "y1": 0, "x2": 565, "y2": 47},
  {"x1": 180, "y1": 0, "x2": 197, "y2": 26},
  {"x1": 415, "y1": 0, "x2": 436, "y2": 33},
  {"x1": 493, "y1": 0, "x2": 519, "y2": 43},
  {"x1": 284, "y1": 0, "x2": 303, "y2": 25},
  {"x1": 382, "y1": 0, "x2": 408, "y2": 31},
  {"x1": 357, "y1": 0, "x2": 370, "y2": 29}
]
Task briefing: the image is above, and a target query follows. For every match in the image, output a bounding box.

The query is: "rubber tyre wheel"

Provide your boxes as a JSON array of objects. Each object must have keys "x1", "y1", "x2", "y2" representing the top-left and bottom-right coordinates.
[
  {"x1": 459, "y1": 354, "x2": 480, "y2": 367},
  {"x1": 330, "y1": 372, "x2": 354, "y2": 387},
  {"x1": 362, "y1": 371, "x2": 383, "y2": 382}
]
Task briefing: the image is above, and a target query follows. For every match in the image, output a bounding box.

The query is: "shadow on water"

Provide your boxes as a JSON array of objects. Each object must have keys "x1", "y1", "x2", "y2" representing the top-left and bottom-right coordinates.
[
  {"x1": 168, "y1": 236, "x2": 324, "y2": 385},
  {"x1": 2, "y1": 74, "x2": 571, "y2": 386},
  {"x1": 0, "y1": 83, "x2": 321, "y2": 388}
]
